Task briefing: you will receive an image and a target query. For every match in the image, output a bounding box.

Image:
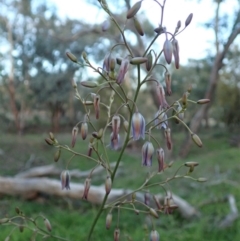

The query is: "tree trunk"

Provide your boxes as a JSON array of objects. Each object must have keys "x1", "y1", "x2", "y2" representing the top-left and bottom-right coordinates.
[
  {"x1": 180, "y1": 4, "x2": 240, "y2": 157},
  {"x1": 5, "y1": 19, "x2": 21, "y2": 133}
]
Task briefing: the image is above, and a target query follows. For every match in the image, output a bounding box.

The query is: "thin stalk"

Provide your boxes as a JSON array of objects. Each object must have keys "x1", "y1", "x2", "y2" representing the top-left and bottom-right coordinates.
[{"x1": 87, "y1": 65, "x2": 142, "y2": 241}]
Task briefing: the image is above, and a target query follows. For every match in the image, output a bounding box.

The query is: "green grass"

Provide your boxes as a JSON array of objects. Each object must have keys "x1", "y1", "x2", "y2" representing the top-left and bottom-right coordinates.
[{"x1": 0, "y1": 130, "x2": 240, "y2": 241}]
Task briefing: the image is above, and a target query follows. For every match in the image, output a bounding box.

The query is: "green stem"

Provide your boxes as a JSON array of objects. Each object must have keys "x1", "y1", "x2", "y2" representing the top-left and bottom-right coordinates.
[{"x1": 87, "y1": 65, "x2": 142, "y2": 241}]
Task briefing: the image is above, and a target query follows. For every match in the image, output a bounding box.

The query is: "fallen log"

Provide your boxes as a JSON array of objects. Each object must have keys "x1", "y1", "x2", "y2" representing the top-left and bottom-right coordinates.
[
  {"x1": 15, "y1": 163, "x2": 121, "y2": 179},
  {"x1": 0, "y1": 176, "x2": 198, "y2": 219}
]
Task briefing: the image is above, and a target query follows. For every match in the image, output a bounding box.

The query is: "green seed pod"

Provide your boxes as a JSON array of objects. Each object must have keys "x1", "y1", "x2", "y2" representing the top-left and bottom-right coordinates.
[
  {"x1": 82, "y1": 51, "x2": 88, "y2": 62},
  {"x1": 123, "y1": 120, "x2": 129, "y2": 133},
  {"x1": 184, "y1": 161, "x2": 199, "y2": 167},
  {"x1": 146, "y1": 52, "x2": 153, "y2": 71},
  {"x1": 182, "y1": 92, "x2": 188, "y2": 108},
  {"x1": 98, "y1": 128, "x2": 104, "y2": 139},
  {"x1": 49, "y1": 132, "x2": 54, "y2": 140},
  {"x1": 19, "y1": 225, "x2": 24, "y2": 233},
  {"x1": 133, "y1": 17, "x2": 144, "y2": 36},
  {"x1": 110, "y1": 57, "x2": 116, "y2": 71},
  {"x1": 197, "y1": 177, "x2": 208, "y2": 182},
  {"x1": 197, "y1": 99, "x2": 210, "y2": 104},
  {"x1": 66, "y1": 52, "x2": 78, "y2": 63},
  {"x1": 185, "y1": 13, "x2": 193, "y2": 27},
  {"x1": 149, "y1": 208, "x2": 159, "y2": 218},
  {"x1": 130, "y1": 57, "x2": 148, "y2": 65},
  {"x1": 54, "y1": 148, "x2": 61, "y2": 162},
  {"x1": 126, "y1": 1, "x2": 142, "y2": 19},
  {"x1": 0, "y1": 218, "x2": 9, "y2": 224},
  {"x1": 15, "y1": 207, "x2": 21, "y2": 214},
  {"x1": 45, "y1": 138, "x2": 54, "y2": 146},
  {"x1": 80, "y1": 81, "x2": 98, "y2": 88},
  {"x1": 83, "y1": 101, "x2": 93, "y2": 106},
  {"x1": 191, "y1": 133, "x2": 203, "y2": 147}
]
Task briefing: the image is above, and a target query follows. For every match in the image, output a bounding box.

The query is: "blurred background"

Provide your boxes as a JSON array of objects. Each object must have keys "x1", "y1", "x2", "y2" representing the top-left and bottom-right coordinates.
[{"x1": 0, "y1": 0, "x2": 240, "y2": 240}]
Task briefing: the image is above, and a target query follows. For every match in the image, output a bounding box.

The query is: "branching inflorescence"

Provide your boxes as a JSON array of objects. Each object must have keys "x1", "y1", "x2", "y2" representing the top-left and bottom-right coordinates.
[{"x1": 1, "y1": 1, "x2": 211, "y2": 241}]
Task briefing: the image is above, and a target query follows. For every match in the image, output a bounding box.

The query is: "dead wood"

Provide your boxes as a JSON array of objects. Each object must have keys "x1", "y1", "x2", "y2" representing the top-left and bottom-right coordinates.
[{"x1": 0, "y1": 176, "x2": 198, "y2": 219}]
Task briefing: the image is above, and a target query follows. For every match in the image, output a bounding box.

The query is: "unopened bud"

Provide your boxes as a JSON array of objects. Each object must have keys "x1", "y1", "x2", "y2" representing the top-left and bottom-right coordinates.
[
  {"x1": 197, "y1": 99, "x2": 210, "y2": 104},
  {"x1": 191, "y1": 133, "x2": 203, "y2": 147},
  {"x1": 153, "y1": 195, "x2": 162, "y2": 210},
  {"x1": 80, "y1": 81, "x2": 98, "y2": 88},
  {"x1": 71, "y1": 126, "x2": 79, "y2": 148},
  {"x1": 164, "y1": 71, "x2": 172, "y2": 95},
  {"x1": 172, "y1": 38, "x2": 180, "y2": 69},
  {"x1": 150, "y1": 230, "x2": 160, "y2": 241},
  {"x1": 82, "y1": 178, "x2": 91, "y2": 200},
  {"x1": 126, "y1": 1, "x2": 142, "y2": 19},
  {"x1": 54, "y1": 148, "x2": 61, "y2": 162},
  {"x1": 123, "y1": 120, "x2": 129, "y2": 132},
  {"x1": 102, "y1": 19, "x2": 110, "y2": 32},
  {"x1": 97, "y1": 128, "x2": 103, "y2": 139},
  {"x1": 44, "y1": 218, "x2": 52, "y2": 232},
  {"x1": 130, "y1": 57, "x2": 148, "y2": 65},
  {"x1": 105, "y1": 176, "x2": 112, "y2": 195},
  {"x1": 144, "y1": 192, "x2": 150, "y2": 206},
  {"x1": 15, "y1": 207, "x2": 21, "y2": 214},
  {"x1": 106, "y1": 213, "x2": 112, "y2": 229},
  {"x1": 185, "y1": 13, "x2": 193, "y2": 27},
  {"x1": 149, "y1": 208, "x2": 159, "y2": 218},
  {"x1": 66, "y1": 52, "x2": 77, "y2": 63},
  {"x1": 164, "y1": 128, "x2": 172, "y2": 150},
  {"x1": 163, "y1": 39, "x2": 173, "y2": 64},
  {"x1": 82, "y1": 51, "x2": 88, "y2": 62},
  {"x1": 182, "y1": 92, "x2": 188, "y2": 108},
  {"x1": 133, "y1": 17, "x2": 144, "y2": 36},
  {"x1": 114, "y1": 228, "x2": 120, "y2": 241},
  {"x1": 81, "y1": 122, "x2": 88, "y2": 140}
]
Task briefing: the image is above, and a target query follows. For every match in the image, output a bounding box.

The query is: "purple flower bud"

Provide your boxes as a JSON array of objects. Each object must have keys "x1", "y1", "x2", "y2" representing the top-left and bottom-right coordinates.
[
  {"x1": 165, "y1": 71, "x2": 172, "y2": 95},
  {"x1": 131, "y1": 112, "x2": 145, "y2": 140},
  {"x1": 156, "y1": 148, "x2": 164, "y2": 172},
  {"x1": 172, "y1": 39, "x2": 180, "y2": 69},
  {"x1": 163, "y1": 39, "x2": 173, "y2": 64},
  {"x1": 116, "y1": 59, "x2": 129, "y2": 84},
  {"x1": 102, "y1": 19, "x2": 110, "y2": 32},
  {"x1": 185, "y1": 13, "x2": 193, "y2": 27},
  {"x1": 87, "y1": 144, "x2": 93, "y2": 157},
  {"x1": 144, "y1": 192, "x2": 150, "y2": 206},
  {"x1": 154, "y1": 107, "x2": 168, "y2": 130},
  {"x1": 60, "y1": 170, "x2": 70, "y2": 190},
  {"x1": 110, "y1": 132, "x2": 120, "y2": 150},
  {"x1": 114, "y1": 228, "x2": 120, "y2": 241},
  {"x1": 164, "y1": 128, "x2": 172, "y2": 150},
  {"x1": 156, "y1": 84, "x2": 169, "y2": 109},
  {"x1": 112, "y1": 115, "x2": 121, "y2": 140},
  {"x1": 142, "y1": 141, "x2": 154, "y2": 167},
  {"x1": 103, "y1": 53, "x2": 111, "y2": 73},
  {"x1": 82, "y1": 178, "x2": 91, "y2": 200},
  {"x1": 150, "y1": 230, "x2": 160, "y2": 241},
  {"x1": 71, "y1": 126, "x2": 78, "y2": 148}
]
